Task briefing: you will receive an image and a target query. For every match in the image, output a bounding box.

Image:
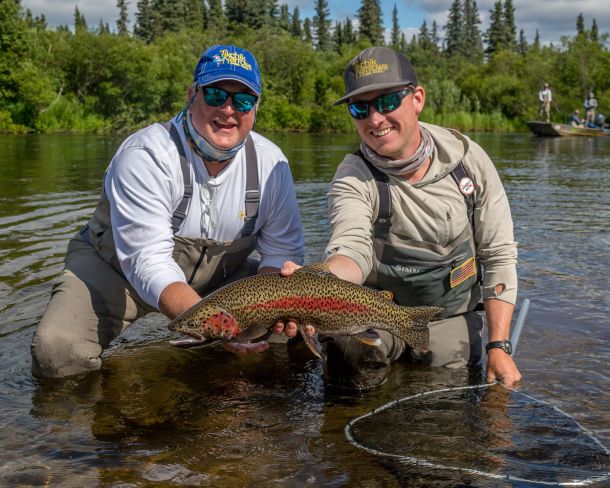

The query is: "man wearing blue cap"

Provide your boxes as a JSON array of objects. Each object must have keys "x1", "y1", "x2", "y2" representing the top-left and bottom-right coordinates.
[{"x1": 31, "y1": 45, "x2": 305, "y2": 377}]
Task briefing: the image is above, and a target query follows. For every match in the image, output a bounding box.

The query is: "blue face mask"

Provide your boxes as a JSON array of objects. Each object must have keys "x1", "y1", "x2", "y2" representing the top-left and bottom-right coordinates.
[{"x1": 183, "y1": 108, "x2": 246, "y2": 163}]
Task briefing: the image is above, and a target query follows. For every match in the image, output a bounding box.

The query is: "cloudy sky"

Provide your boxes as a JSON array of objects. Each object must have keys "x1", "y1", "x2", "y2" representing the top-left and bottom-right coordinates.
[{"x1": 20, "y1": 0, "x2": 609, "y2": 46}]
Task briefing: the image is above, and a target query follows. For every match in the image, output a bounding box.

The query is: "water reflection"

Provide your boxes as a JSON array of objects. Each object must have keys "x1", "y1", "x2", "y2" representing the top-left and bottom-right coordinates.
[{"x1": 0, "y1": 132, "x2": 609, "y2": 486}]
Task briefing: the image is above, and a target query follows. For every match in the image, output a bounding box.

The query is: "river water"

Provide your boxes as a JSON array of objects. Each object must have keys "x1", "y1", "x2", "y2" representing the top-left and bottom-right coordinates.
[{"x1": 0, "y1": 131, "x2": 608, "y2": 487}]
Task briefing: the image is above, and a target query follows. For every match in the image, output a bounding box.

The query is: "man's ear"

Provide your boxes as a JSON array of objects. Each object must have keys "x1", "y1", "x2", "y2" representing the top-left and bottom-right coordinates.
[{"x1": 413, "y1": 86, "x2": 426, "y2": 115}]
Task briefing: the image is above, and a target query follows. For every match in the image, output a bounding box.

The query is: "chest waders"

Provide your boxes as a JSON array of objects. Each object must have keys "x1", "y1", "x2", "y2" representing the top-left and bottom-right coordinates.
[
  {"x1": 84, "y1": 123, "x2": 260, "y2": 297},
  {"x1": 360, "y1": 151, "x2": 482, "y2": 319}
]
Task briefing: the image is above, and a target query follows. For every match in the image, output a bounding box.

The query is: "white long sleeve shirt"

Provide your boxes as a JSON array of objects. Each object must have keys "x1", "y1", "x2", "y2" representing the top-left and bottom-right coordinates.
[{"x1": 104, "y1": 118, "x2": 304, "y2": 308}]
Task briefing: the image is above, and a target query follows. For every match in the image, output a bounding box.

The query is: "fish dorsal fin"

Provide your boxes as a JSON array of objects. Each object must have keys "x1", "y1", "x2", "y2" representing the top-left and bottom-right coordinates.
[
  {"x1": 378, "y1": 290, "x2": 393, "y2": 301},
  {"x1": 295, "y1": 262, "x2": 334, "y2": 278}
]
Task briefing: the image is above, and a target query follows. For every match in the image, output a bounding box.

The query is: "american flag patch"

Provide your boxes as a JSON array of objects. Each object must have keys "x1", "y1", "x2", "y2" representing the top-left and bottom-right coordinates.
[{"x1": 450, "y1": 257, "x2": 476, "y2": 288}]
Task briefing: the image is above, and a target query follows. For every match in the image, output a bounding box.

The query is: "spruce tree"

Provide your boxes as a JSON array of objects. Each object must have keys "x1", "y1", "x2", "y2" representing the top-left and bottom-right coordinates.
[
  {"x1": 399, "y1": 32, "x2": 407, "y2": 52},
  {"x1": 590, "y1": 18, "x2": 598, "y2": 42},
  {"x1": 151, "y1": 0, "x2": 183, "y2": 35},
  {"x1": 313, "y1": 0, "x2": 331, "y2": 50},
  {"x1": 518, "y1": 28, "x2": 527, "y2": 55},
  {"x1": 279, "y1": 4, "x2": 290, "y2": 32},
  {"x1": 74, "y1": 5, "x2": 88, "y2": 33},
  {"x1": 485, "y1": 0, "x2": 504, "y2": 57},
  {"x1": 444, "y1": 0, "x2": 462, "y2": 55},
  {"x1": 135, "y1": 0, "x2": 154, "y2": 42},
  {"x1": 290, "y1": 7, "x2": 302, "y2": 39},
  {"x1": 390, "y1": 3, "x2": 400, "y2": 49},
  {"x1": 358, "y1": 0, "x2": 384, "y2": 45},
  {"x1": 418, "y1": 21, "x2": 431, "y2": 51},
  {"x1": 431, "y1": 20, "x2": 439, "y2": 48},
  {"x1": 184, "y1": 0, "x2": 204, "y2": 30},
  {"x1": 303, "y1": 17, "x2": 313, "y2": 46},
  {"x1": 502, "y1": 0, "x2": 517, "y2": 51},
  {"x1": 462, "y1": 0, "x2": 482, "y2": 60},
  {"x1": 207, "y1": 0, "x2": 225, "y2": 31},
  {"x1": 576, "y1": 13, "x2": 585, "y2": 36},
  {"x1": 333, "y1": 21, "x2": 343, "y2": 53},
  {"x1": 117, "y1": 0, "x2": 129, "y2": 35},
  {"x1": 532, "y1": 29, "x2": 540, "y2": 50},
  {"x1": 344, "y1": 17, "x2": 356, "y2": 45}
]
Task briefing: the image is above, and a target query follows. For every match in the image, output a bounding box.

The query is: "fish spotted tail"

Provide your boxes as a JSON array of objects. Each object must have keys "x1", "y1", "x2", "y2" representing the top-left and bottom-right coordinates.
[{"x1": 393, "y1": 306, "x2": 443, "y2": 351}]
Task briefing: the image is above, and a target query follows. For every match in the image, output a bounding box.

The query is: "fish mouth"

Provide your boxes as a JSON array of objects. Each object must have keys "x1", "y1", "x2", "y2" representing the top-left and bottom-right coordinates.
[{"x1": 169, "y1": 330, "x2": 208, "y2": 348}]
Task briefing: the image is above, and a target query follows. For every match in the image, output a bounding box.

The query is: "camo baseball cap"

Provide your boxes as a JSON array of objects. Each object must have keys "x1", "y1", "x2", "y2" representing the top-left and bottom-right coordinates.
[
  {"x1": 194, "y1": 44, "x2": 262, "y2": 96},
  {"x1": 334, "y1": 47, "x2": 418, "y2": 105}
]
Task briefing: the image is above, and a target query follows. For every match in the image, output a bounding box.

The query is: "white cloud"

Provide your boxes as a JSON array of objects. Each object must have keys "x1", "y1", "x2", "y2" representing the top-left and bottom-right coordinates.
[{"x1": 20, "y1": 0, "x2": 609, "y2": 45}]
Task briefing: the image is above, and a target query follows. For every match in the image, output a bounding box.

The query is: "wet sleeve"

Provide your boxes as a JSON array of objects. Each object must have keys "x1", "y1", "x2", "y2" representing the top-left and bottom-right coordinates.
[{"x1": 325, "y1": 158, "x2": 376, "y2": 280}]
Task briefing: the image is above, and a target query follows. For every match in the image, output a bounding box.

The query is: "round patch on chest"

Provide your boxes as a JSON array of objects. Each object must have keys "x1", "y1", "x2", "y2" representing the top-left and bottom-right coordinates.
[{"x1": 459, "y1": 177, "x2": 475, "y2": 196}]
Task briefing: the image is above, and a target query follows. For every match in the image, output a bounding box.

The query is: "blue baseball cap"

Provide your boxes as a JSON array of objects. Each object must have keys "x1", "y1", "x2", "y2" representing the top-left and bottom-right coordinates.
[{"x1": 194, "y1": 45, "x2": 262, "y2": 96}]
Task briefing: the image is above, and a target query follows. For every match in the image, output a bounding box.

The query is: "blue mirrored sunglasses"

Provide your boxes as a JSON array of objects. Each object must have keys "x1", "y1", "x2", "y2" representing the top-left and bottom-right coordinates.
[
  {"x1": 348, "y1": 88, "x2": 414, "y2": 120},
  {"x1": 200, "y1": 86, "x2": 258, "y2": 113}
]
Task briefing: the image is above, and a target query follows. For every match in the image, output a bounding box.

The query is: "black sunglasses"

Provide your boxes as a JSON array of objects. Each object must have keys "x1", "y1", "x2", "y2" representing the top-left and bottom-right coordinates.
[
  {"x1": 348, "y1": 87, "x2": 414, "y2": 120},
  {"x1": 200, "y1": 86, "x2": 258, "y2": 113}
]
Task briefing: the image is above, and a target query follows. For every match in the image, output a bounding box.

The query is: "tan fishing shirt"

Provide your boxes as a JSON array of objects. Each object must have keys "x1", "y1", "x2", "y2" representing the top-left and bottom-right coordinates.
[{"x1": 325, "y1": 122, "x2": 518, "y2": 305}]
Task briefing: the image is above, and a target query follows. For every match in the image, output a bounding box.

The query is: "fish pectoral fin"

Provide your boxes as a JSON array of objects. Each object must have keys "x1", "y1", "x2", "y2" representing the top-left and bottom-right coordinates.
[
  {"x1": 235, "y1": 323, "x2": 270, "y2": 342},
  {"x1": 298, "y1": 327, "x2": 322, "y2": 359},
  {"x1": 351, "y1": 330, "x2": 383, "y2": 347}
]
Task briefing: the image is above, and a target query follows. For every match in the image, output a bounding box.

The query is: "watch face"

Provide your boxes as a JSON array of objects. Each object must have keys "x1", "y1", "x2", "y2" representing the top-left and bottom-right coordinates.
[{"x1": 503, "y1": 342, "x2": 513, "y2": 354}]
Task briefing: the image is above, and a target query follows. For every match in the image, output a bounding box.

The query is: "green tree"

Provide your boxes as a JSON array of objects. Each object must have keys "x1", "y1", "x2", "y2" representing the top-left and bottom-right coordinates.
[
  {"x1": 303, "y1": 17, "x2": 313, "y2": 46},
  {"x1": 151, "y1": 0, "x2": 183, "y2": 36},
  {"x1": 333, "y1": 21, "x2": 343, "y2": 53},
  {"x1": 117, "y1": 0, "x2": 129, "y2": 35},
  {"x1": 576, "y1": 12, "x2": 585, "y2": 36},
  {"x1": 532, "y1": 29, "x2": 540, "y2": 50},
  {"x1": 344, "y1": 17, "x2": 356, "y2": 45},
  {"x1": 444, "y1": 0, "x2": 462, "y2": 55},
  {"x1": 590, "y1": 19, "x2": 598, "y2": 42},
  {"x1": 207, "y1": 0, "x2": 225, "y2": 32},
  {"x1": 278, "y1": 4, "x2": 290, "y2": 32},
  {"x1": 184, "y1": 0, "x2": 204, "y2": 30},
  {"x1": 462, "y1": 0, "x2": 482, "y2": 60},
  {"x1": 358, "y1": 0, "x2": 384, "y2": 45},
  {"x1": 485, "y1": 1, "x2": 503, "y2": 57},
  {"x1": 502, "y1": 0, "x2": 517, "y2": 51},
  {"x1": 390, "y1": 3, "x2": 400, "y2": 48},
  {"x1": 290, "y1": 7, "x2": 302, "y2": 39},
  {"x1": 518, "y1": 28, "x2": 527, "y2": 55},
  {"x1": 74, "y1": 5, "x2": 88, "y2": 33},
  {"x1": 135, "y1": 0, "x2": 154, "y2": 42},
  {"x1": 431, "y1": 20, "x2": 439, "y2": 48},
  {"x1": 418, "y1": 20, "x2": 432, "y2": 51},
  {"x1": 313, "y1": 0, "x2": 331, "y2": 50}
]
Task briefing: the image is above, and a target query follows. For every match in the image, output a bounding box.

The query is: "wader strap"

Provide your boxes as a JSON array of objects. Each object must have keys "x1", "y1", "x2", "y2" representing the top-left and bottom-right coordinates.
[
  {"x1": 241, "y1": 135, "x2": 259, "y2": 237},
  {"x1": 450, "y1": 161, "x2": 481, "y2": 284},
  {"x1": 450, "y1": 161, "x2": 475, "y2": 227},
  {"x1": 358, "y1": 150, "x2": 392, "y2": 240},
  {"x1": 162, "y1": 122, "x2": 193, "y2": 233}
]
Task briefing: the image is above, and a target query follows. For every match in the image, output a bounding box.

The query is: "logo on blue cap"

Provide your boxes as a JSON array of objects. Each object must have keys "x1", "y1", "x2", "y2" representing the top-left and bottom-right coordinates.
[{"x1": 194, "y1": 45, "x2": 262, "y2": 96}]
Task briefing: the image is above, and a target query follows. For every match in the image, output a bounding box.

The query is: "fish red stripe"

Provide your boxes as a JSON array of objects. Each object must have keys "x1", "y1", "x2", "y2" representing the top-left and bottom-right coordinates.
[{"x1": 244, "y1": 296, "x2": 370, "y2": 314}]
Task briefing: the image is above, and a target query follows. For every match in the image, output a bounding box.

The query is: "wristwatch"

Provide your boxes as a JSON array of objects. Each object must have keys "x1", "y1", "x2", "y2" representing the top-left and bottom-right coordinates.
[{"x1": 486, "y1": 340, "x2": 513, "y2": 355}]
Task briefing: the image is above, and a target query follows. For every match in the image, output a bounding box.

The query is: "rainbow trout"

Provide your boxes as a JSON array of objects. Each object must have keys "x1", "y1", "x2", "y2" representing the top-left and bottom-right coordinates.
[{"x1": 168, "y1": 264, "x2": 441, "y2": 355}]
